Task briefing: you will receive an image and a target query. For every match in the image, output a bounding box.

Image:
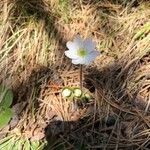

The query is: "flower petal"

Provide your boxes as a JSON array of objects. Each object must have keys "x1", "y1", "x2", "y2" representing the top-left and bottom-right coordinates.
[
  {"x1": 71, "y1": 58, "x2": 87, "y2": 65},
  {"x1": 73, "y1": 35, "x2": 84, "y2": 48},
  {"x1": 71, "y1": 58, "x2": 81, "y2": 64},
  {"x1": 65, "y1": 50, "x2": 78, "y2": 59},
  {"x1": 66, "y1": 41, "x2": 78, "y2": 51},
  {"x1": 84, "y1": 51, "x2": 100, "y2": 64},
  {"x1": 71, "y1": 50, "x2": 100, "y2": 65},
  {"x1": 83, "y1": 38, "x2": 96, "y2": 52},
  {"x1": 65, "y1": 35, "x2": 85, "y2": 60}
]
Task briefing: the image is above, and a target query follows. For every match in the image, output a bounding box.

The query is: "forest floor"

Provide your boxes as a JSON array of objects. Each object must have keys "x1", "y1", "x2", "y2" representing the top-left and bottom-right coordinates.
[{"x1": 0, "y1": 0, "x2": 150, "y2": 149}]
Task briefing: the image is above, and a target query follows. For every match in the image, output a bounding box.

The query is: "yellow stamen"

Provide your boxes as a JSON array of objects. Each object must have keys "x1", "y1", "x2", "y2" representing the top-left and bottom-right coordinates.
[{"x1": 77, "y1": 48, "x2": 87, "y2": 57}]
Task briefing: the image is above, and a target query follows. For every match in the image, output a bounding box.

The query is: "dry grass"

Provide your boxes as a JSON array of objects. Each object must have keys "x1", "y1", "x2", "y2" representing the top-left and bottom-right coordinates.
[{"x1": 0, "y1": 0, "x2": 150, "y2": 149}]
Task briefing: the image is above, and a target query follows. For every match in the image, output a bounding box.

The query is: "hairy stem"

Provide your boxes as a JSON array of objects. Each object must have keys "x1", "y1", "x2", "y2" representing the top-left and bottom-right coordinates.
[{"x1": 80, "y1": 64, "x2": 83, "y2": 91}]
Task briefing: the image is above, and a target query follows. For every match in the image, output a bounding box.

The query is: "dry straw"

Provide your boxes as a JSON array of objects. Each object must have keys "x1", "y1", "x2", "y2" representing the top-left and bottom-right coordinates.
[{"x1": 0, "y1": 0, "x2": 150, "y2": 149}]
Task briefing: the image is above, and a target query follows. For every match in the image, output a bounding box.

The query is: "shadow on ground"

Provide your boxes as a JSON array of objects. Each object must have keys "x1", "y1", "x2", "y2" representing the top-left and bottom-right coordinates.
[
  {"x1": 13, "y1": 0, "x2": 66, "y2": 45},
  {"x1": 42, "y1": 62, "x2": 147, "y2": 150}
]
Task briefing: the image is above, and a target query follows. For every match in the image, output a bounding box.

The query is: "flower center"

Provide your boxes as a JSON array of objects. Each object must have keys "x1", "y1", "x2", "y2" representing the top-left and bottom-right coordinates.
[{"x1": 77, "y1": 48, "x2": 87, "y2": 57}]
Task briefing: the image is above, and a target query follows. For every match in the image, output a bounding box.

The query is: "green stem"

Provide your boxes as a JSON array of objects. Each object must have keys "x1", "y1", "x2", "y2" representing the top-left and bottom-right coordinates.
[{"x1": 80, "y1": 64, "x2": 83, "y2": 91}]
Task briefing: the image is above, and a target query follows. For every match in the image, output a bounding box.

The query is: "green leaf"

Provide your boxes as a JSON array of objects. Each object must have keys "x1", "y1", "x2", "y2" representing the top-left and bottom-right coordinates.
[
  {"x1": 23, "y1": 139, "x2": 31, "y2": 150},
  {"x1": 134, "y1": 22, "x2": 150, "y2": 40},
  {"x1": 0, "y1": 85, "x2": 13, "y2": 108},
  {"x1": 13, "y1": 138, "x2": 22, "y2": 150},
  {"x1": 31, "y1": 141, "x2": 40, "y2": 150},
  {"x1": 0, "y1": 108, "x2": 13, "y2": 128},
  {"x1": 6, "y1": 137, "x2": 16, "y2": 150},
  {"x1": 0, "y1": 137, "x2": 13, "y2": 149},
  {"x1": 37, "y1": 141, "x2": 47, "y2": 150},
  {"x1": 0, "y1": 135, "x2": 14, "y2": 145}
]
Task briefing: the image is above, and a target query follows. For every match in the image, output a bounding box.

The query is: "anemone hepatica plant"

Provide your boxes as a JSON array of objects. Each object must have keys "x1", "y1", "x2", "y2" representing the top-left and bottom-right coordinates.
[
  {"x1": 65, "y1": 35, "x2": 100, "y2": 65},
  {"x1": 65, "y1": 35, "x2": 100, "y2": 91}
]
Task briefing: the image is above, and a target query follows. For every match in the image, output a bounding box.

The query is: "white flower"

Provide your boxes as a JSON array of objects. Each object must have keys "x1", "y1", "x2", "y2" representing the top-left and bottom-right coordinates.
[{"x1": 65, "y1": 35, "x2": 100, "y2": 65}]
